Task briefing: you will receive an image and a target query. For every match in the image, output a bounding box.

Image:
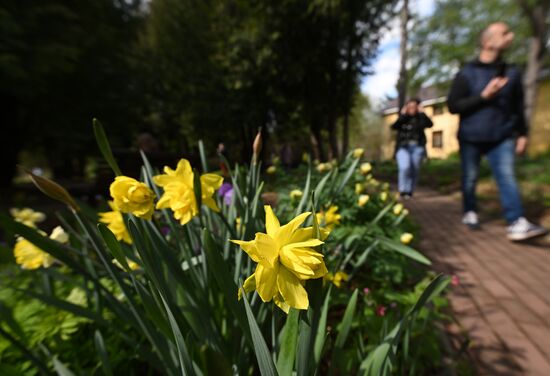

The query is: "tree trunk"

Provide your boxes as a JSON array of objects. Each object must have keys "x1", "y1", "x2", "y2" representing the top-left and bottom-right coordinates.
[
  {"x1": 517, "y1": 0, "x2": 548, "y2": 126},
  {"x1": 342, "y1": 112, "x2": 350, "y2": 156},
  {"x1": 523, "y1": 36, "x2": 542, "y2": 125},
  {"x1": 397, "y1": 0, "x2": 409, "y2": 109},
  {"x1": 310, "y1": 115, "x2": 326, "y2": 162},
  {"x1": 327, "y1": 113, "x2": 339, "y2": 160}
]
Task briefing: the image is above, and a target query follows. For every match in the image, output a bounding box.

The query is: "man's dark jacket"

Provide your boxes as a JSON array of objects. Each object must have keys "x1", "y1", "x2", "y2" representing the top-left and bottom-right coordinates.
[{"x1": 447, "y1": 59, "x2": 527, "y2": 143}]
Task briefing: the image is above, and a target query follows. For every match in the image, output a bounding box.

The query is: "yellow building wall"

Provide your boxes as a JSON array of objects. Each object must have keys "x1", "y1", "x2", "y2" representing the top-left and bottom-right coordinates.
[
  {"x1": 381, "y1": 104, "x2": 460, "y2": 160},
  {"x1": 529, "y1": 79, "x2": 550, "y2": 156}
]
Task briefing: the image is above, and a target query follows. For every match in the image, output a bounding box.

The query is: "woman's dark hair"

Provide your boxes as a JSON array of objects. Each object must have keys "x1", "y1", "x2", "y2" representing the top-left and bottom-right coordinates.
[{"x1": 407, "y1": 98, "x2": 421, "y2": 105}]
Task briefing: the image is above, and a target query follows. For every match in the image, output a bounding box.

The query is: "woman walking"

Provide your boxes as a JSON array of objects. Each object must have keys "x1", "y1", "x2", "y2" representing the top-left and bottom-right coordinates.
[{"x1": 391, "y1": 98, "x2": 433, "y2": 199}]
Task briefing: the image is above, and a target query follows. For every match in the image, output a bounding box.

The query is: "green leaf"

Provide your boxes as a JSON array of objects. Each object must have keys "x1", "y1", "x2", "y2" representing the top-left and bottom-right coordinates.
[
  {"x1": 313, "y1": 287, "x2": 332, "y2": 363},
  {"x1": 198, "y1": 139, "x2": 209, "y2": 172},
  {"x1": 11, "y1": 287, "x2": 106, "y2": 326},
  {"x1": 377, "y1": 237, "x2": 431, "y2": 265},
  {"x1": 202, "y1": 229, "x2": 251, "y2": 344},
  {"x1": 160, "y1": 294, "x2": 196, "y2": 376},
  {"x1": 334, "y1": 289, "x2": 358, "y2": 348},
  {"x1": 0, "y1": 302, "x2": 26, "y2": 340},
  {"x1": 93, "y1": 118, "x2": 122, "y2": 176},
  {"x1": 241, "y1": 291, "x2": 279, "y2": 376},
  {"x1": 295, "y1": 166, "x2": 311, "y2": 216},
  {"x1": 370, "y1": 202, "x2": 393, "y2": 225},
  {"x1": 0, "y1": 326, "x2": 49, "y2": 374},
  {"x1": 94, "y1": 330, "x2": 113, "y2": 376},
  {"x1": 276, "y1": 308, "x2": 299, "y2": 376},
  {"x1": 97, "y1": 223, "x2": 131, "y2": 271},
  {"x1": 53, "y1": 356, "x2": 76, "y2": 376},
  {"x1": 335, "y1": 157, "x2": 360, "y2": 194},
  {"x1": 313, "y1": 170, "x2": 333, "y2": 201}
]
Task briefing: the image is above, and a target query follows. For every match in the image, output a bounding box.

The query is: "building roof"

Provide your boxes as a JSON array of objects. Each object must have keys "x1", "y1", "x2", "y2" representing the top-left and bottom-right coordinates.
[{"x1": 381, "y1": 84, "x2": 448, "y2": 115}]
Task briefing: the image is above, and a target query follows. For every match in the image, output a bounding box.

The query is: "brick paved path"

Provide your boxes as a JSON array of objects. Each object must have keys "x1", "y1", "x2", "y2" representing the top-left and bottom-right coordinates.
[{"x1": 406, "y1": 189, "x2": 550, "y2": 376}]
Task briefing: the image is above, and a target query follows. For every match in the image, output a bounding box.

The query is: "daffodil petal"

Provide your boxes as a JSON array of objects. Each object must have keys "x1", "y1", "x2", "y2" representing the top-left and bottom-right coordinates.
[
  {"x1": 230, "y1": 239, "x2": 260, "y2": 263},
  {"x1": 238, "y1": 273, "x2": 256, "y2": 300},
  {"x1": 255, "y1": 264, "x2": 279, "y2": 302},
  {"x1": 277, "y1": 267, "x2": 308, "y2": 310},
  {"x1": 273, "y1": 293, "x2": 291, "y2": 314},
  {"x1": 264, "y1": 206, "x2": 280, "y2": 237},
  {"x1": 254, "y1": 233, "x2": 279, "y2": 267},
  {"x1": 276, "y1": 212, "x2": 311, "y2": 245}
]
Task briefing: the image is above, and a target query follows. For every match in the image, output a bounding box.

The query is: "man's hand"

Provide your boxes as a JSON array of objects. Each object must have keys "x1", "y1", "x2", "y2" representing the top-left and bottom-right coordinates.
[
  {"x1": 400, "y1": 105, "x2": 407, "y2": 115},
  {"x1": 481, "y1": 77, "x2": 509, "y2": 99},
  {"x1": 515, "y1": 136, "x2": 528, "y2": 156}
]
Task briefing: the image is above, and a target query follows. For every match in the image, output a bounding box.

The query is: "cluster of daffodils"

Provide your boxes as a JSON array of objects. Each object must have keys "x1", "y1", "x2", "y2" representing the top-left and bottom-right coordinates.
[
  {"x1": 232, "y1": 206, "x2": 328, "y2": 313},
  {"x1": 10, "y1": 208, "x2": 69, "y2": 270},
  {"x1": 99, "y1": 159, "x2": 223, "y2": 242}
]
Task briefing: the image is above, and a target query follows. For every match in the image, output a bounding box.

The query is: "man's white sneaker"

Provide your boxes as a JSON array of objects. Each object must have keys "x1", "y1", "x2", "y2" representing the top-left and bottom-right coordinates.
[
  {"x1": 462, "y1": 211, "x2": 479, "y2": 229},
  {"x1": 507, "y1": 217, "x2": 548, "y2": 241}
]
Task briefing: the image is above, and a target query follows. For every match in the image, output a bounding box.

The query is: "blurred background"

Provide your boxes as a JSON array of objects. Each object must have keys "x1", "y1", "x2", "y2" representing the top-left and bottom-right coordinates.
[{"x1": 1, "y1": 0, "x2": 548, "y2": 208}]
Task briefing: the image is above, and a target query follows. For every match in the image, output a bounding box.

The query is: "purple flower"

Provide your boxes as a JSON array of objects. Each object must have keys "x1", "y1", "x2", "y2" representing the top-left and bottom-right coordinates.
[
  {"x1": 363, "y1": 287, "x2": 370, "y2": 295},
  {"x1": 218, "y1": 182, "x2": 233, "y2": 197},
  {"x1": 223, "y1": 188, "x2": 234, "y2": 206},
  {"x1": 218, "y1": 182, "x2": 234, "y2": 206},
  {"x1": 161, "y1": 226, "x2": 170, "y2": 236}
]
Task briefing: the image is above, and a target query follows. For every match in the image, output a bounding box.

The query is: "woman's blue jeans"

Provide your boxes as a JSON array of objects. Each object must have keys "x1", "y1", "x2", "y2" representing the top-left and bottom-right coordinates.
[
  {"x1": 460, "y1": 138, "x2": 523, "y2": 223},
  {"x1": 396, "y1": 144, "x2": 425, "y2": 194}
]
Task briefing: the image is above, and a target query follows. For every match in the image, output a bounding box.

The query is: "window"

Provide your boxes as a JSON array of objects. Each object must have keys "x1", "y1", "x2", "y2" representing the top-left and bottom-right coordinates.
[
  {"x1": 432, "y1": 103, "x2": 445, "y2": 115},
  {"x1": 432, "y1": 131, "x2": 443, "y2": 148}
]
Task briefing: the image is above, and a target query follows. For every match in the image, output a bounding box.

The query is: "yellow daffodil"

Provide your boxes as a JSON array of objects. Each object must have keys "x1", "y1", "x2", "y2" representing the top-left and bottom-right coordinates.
[
  {"x1": 99, "y1": 201, "x2": 132, "y2": 244},
  {"x1": 355, "y1": 183, "x2": 364, "y2": 195},
  {"x1": 50, "y1": 226, "x2": 69, "y2": 243},
  {"x1": 333, "y1": 271, "x2": 349, "y2": 287},
  {"x1": 266, "y1": 166, "x2": 277, "y2": 174},
  {"x1": 235, "y1": 217, "x2": 242, "y2": 232},
  {"x1": 153, "y1": 159, "x2": 223, "y2": 225},
  {"x1": 110, "y1": 176, "x2": 155, "y2": 220},
  {"x1": 359, "y1": 162, "x2": 372, "y2": 175},
  {"x1": 402, "y1": 209, "x2": 409, "y2": 216},
  {"x1": 358, "y1": 194, "x2": 370, "y2": 207},
  {"x1": 352, "y1": 148, "x2": 364, "y2": 158},
  {"x1": 400, "y1": 233, "x2": 414, "y2": 245},
  {"x1": 232, "y1": 206, "x2": 328, "y2": 313},
  {"x1": 316, "y1": 205, "x2": 341, "y2": 231},
  {"x1": 316, "y1": 163, "x2": 331, "y2": 173},
  {"x1": 290, "y1": 189, "x2": 303, "y2": 200},
  {"x1": 13, "y1": 226, "x2": 68, "y2": 270},
  {"x1": 379, "y1": 192, "x2": 388, "y2": 202},
  {"x1": 393, "y1": 203, "x2": 404, "y2": 215},
  {"x1": 10, "y1": 207, "x2": 46, "y2": 227}
]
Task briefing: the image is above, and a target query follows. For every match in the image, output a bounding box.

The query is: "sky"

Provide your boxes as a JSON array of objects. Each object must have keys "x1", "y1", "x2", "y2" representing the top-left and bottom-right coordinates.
[{"x1": 360, "y1": 0, "x2": 435, "y2": 104}]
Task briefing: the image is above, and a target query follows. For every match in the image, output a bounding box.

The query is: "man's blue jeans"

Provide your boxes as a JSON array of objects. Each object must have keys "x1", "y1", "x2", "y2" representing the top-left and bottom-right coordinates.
[
  {"x1": 396, "y1": 144, "x2": 425, "y2": 194},
  {"x1": 460, "y1": 138, "x2": 523, "y2": 223}
]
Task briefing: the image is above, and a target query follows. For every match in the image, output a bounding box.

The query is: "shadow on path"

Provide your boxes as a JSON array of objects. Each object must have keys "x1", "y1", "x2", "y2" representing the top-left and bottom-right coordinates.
[{"x1": 406, "y1": 188, "x2": 550, "y2": 376}]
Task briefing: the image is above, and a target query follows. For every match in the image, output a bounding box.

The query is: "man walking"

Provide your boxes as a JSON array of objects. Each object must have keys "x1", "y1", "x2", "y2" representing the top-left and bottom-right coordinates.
[{"x1": 447, "y1": 22, "x2": 547, "y2": 241}]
